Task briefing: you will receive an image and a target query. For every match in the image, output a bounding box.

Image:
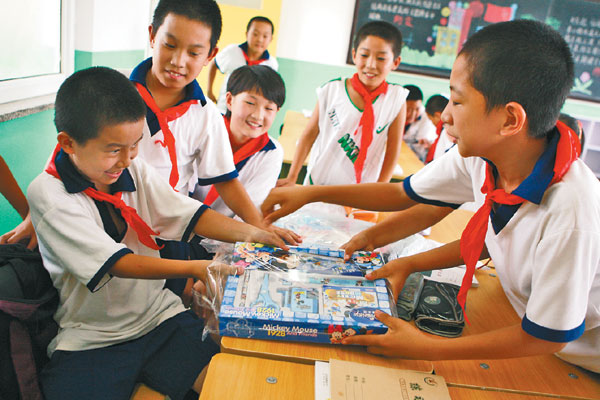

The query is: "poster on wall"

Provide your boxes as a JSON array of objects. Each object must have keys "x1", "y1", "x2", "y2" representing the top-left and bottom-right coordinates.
[{"x1": 347, "y1": 0, "x2": 600, "y2": 102}]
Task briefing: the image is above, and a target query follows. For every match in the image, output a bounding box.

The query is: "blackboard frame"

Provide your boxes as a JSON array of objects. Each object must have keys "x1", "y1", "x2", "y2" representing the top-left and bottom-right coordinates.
[{"x1": 346, "y1": 0, "x2": 600, "y2": 103}]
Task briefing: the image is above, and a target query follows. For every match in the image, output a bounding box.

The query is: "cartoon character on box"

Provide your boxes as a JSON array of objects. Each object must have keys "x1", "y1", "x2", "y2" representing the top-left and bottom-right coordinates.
[{"x1": 327, "y1": 325, "x2": 344, "y2": 343}]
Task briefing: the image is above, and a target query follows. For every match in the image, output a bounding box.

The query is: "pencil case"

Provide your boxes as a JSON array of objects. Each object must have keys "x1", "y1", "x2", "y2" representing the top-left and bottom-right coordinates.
[
  {"x1": 396, "y1": 273, "x2": 425, "y2": 321},
  {"x1": 414, "y1": 280, "x2": 464, "y2": 338}
]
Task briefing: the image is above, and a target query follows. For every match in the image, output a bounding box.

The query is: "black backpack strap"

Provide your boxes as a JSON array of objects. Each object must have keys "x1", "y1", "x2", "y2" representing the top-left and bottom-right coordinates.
[{"x1": 9, "y1": 320, "x2": 43, "y2": 400}]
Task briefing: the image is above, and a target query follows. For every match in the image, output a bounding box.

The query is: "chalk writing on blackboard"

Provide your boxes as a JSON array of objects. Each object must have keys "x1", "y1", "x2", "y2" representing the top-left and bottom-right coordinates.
[{"x1": 349, "y1": 0, "x2": 600, "y2": 102}]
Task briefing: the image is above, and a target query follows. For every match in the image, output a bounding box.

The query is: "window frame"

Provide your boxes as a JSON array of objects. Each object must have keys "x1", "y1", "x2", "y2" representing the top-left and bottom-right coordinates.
[{"x1": 0, "y1": 0, "x2": 74, "y2": 113}]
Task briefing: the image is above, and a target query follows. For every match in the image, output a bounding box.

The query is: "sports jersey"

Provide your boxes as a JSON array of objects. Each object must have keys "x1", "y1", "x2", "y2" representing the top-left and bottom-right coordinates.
[
  {"x1": 403, "y1": 130, "x2": 600, "y2": 372},
  {"x1": 305, "y1": 78, "x2": 408, "y2": 185},
  {"x1": 28, "y1": 151, "x2": 207, "y2": 355},
  {"x1": 130, "y1": 58, "x2": 237, "y2": 194},
  {"x1": 192, "y1": 136, "x2": 283, "y2": 218},
  {"x1": 214, "y1": 42, "x2": 279, "y2": 114}
]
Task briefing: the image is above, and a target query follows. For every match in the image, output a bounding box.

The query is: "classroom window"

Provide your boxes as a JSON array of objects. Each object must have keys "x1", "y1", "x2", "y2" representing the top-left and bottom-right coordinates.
[{"x1": 0, "y1": 0, "x2": 73, "y2": 107}]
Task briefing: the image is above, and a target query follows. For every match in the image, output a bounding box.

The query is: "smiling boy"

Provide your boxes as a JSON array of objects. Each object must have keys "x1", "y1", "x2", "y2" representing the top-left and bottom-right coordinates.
[
  {"x1": 130, "y1": 0, "x2": 296, "y2": 280},
  {"x1": 29, "y1": 67, "x2": 283, "y2": 399},
  {"x1": 261, "y1": 20, "x2": 599, "y2": 372},
  {"x1": 206, "y1": 16, "x2": 278, "y2": 114},
  {"x1": 277, "y1": 21, "x2": 408, "y2": 187}
]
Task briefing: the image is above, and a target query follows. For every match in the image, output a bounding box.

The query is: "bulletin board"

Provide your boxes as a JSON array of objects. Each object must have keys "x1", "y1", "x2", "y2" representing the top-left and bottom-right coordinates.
[{"x1": 347, "y1": 0, "x2": 600, "y2": 102}]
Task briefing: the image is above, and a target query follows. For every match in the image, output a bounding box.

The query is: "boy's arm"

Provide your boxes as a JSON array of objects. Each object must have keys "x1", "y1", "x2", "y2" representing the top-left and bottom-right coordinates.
[
  {"x1": 276, "y1": 103, "x2": 321, "y2": 187},
  {"x1": 0, "y1": 156, "x2": 29, "y2": 219},
  {"x1": 377, "y1": 104, "x2": 406, "y2": 183},
  {"x1": 262, "y1": 181, "x2": 417, "y2": 224},
  {"x1": 206, "y1": 59, "x2": 219, "y2": 103},
  {"x1": 343, "y1": 315, "x2": 565, "y2": 360},
  {"x1": 341, "y1": 204, "x2": 453, "y2": 259},
  {"x1": 110, "y1": 254, "x2": 221, "y2": 281},
  {"x1": 0, "y1": 156, "x2": 38, "y2": 248},
  {"x1": 210, "y1": 180, "x2": 300, "y2": 247}
]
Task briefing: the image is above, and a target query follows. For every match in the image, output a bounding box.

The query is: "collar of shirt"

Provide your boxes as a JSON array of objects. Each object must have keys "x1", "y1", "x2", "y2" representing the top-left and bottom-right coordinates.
[
  {"x1": 238, "y1": 42, "x2": 270, "y2": 61},
  {"x1": 486, "y1": 128, "x2": 559, "y2": 233},
  {"x1": 235, "y1": 138, "x2": 277, "y2": 172},
  {"x1": 55, "y1": 148, "x2": 136, "y2": 195},
  {"x1": 129, "y1": 57, "x2": 207, "y2": 136}
]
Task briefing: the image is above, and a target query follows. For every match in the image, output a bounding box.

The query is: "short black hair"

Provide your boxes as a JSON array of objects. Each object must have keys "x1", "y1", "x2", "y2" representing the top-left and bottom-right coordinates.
[
  {"x1": 425, "y1": 94, "x2": 449, "y2": 115},
  {"x1": 354, "y1": 21, "x2": 402, "y2": 59},
  {"x1": 151, "y1": 0, "x2": 222, "y2": 52},
  {"x1": 54, "y1": 67, "x2": 146, "y2": 145},
  {"x1": 404, "y1": 84, "x2": 423, "y2": 102},
  {"x1": 459, "y1": 19, "x2": 574, "y2": 138},
  {"x1": 225, "y1": 65, "x2": 285, "y2": 118},
  {"x1": 246, "y1": 16, "x2": 274, "y2": 34}
]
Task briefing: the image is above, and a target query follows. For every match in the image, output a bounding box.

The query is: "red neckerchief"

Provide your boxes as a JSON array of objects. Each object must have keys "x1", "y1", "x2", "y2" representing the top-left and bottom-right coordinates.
[
  {"x1": 242, "y1": 48, "x2": 265, "y2": 66},
  {"x1": 349, "y1": 74, "x2": 389, "y2": 183},
  {"x1": 425, "y1": 120, "x2": 444, "y2": 164},
  {"x1": 202, "y1": 116, "x2": 270, "y2": 206},
  {"x1": 458, "y1": 120, "x2": 580, "y2": 323},
  {"x1": 45, "y1": 145, "x2": 162, "y2": 250},
  {"x1": 134, "y1": 83, "x2": 198, "y2": 190}
]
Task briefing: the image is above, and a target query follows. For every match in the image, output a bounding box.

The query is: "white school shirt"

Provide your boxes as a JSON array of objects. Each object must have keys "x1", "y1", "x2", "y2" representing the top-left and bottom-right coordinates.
[
  {"x1": 192, "y1": 137, "x2": 283, "y2": 218},
  {"x1": 404, "y1": 107, "x2": 438, "y2": 161},
  {"x1": 305, "y1": 78, "x2": 408, "y2": 185},
  {"x1": 214, "y1": 43, "x2": 279, "y2": 114},
  {"x1": 130, "y1": 58, "x2": 238, "y2": 194},
  {"x1": 28, "y1": 154, "x2": 207, "y2": 355},
  {"x1": 403, "y1": 133, "x2": 600, "y2": 373},
  {"x1": 432, "y1": 129, "x2": 456, "y2": 161}
]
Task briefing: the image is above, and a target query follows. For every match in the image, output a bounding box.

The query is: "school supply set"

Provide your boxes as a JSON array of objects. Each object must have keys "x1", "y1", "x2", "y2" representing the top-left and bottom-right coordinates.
[{"x1": 215, "y1": 242, "x2": 395, "y2": 344}]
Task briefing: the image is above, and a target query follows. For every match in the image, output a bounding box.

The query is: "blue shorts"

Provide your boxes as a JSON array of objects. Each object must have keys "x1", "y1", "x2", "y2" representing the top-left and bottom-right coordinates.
[{"x1": 40, "y1": 310, "x2": 219, "y2": 400}]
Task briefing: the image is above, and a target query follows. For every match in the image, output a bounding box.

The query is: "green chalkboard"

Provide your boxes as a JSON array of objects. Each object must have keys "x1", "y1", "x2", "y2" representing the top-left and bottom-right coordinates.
[{"x1": 348, "y1": 0, "x2": 600, "y2": 102}]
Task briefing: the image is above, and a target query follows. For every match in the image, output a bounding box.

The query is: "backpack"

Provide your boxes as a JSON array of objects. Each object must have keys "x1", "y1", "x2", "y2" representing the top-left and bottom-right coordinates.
[{"x1": 0, "y1": 244, "x2": 59, "y2": 400}]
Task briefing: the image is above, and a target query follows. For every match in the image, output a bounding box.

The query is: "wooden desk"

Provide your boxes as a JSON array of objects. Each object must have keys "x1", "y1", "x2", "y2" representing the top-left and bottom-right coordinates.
[
  {"x1": 199, "y1": 354, "x2": 313, "y2": 400},
  {"x1": 279, "y1": 110, "x2": 424, "y2": 180},
  {"x1": 433, "y1": 268, "x2": 600, "y2": 399},
  {"x1": 200, "y1": 354, "x2": 553, "y2": 400}
]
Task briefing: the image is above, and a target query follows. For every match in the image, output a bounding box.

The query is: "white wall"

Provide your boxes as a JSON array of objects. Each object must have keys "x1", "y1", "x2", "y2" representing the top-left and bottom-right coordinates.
[
  {"x1": 75, "y1": 0, "x2": 151, "y2": 52},
  {"x1": 276, "y1": 0, "x2": 356, "y2": 65}
]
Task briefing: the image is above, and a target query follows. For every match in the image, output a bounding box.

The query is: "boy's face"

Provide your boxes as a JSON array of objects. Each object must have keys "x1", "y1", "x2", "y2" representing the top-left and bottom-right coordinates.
[
  {"x1": 246, "y1": 21, "x2": 273, "y2": 55},
  {"x1": 442, "y1": 55, "x2": 505, "y2": 158},
  {"x1": 148, "y1": 13, "x2": 217, "y2": 92},
  {"x1": 405, "y1": 100, "x2": 422, "y2": 124},
  {"x1": 59, "y1": 120, "x2": 145, "y2": 193},
  {"x1": 352, "y1": 35, "x2": 401, "y2": 91},
  {"x1": 226, "y1": 89, "x2": 278, "y2": 144}
]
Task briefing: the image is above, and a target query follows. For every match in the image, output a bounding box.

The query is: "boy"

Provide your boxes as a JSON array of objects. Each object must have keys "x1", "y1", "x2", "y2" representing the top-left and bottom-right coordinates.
[
  {"x1": 403, "y1": 84, "x2": 438, "y2": 161},
  {"x1": 206, "y1": 16, "x2": 278, "y2": 114},
  {"x1": 261, "y1": 20, "x2": 600, "y2": 372},
  {"x1": 277, "y1": 21, "x2": 408, "y2": 187},
  {"x1": 423, "y1": 94, "x2": 455, "y2": 163},
  {"x1": 195, "y1": 65, "x2": 285, "y2": 218},
  {"x1": 29, "y1": 67, "x2": 282, "y2": 400},
  {"x1": 130, "y1": 0, "x2": 295, "y2": 249}
]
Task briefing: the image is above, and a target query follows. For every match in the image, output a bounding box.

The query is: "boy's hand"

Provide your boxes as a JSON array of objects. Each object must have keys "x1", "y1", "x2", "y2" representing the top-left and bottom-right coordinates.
[
  {"x1": 341, "y1": 310, "x2": 432, "y2": 359},
  {"x1": 0, "y1": 214, "x2": 37, "y2": 249},
  {"x1": 364, "y1": 258, "x2": 413, "y2": 299},
  {"x1": 340, "y1": 231, "x2": 373, "y2": 261},
  {"x1": 261, "y1": 186, "x2": 309, "y2": 224},
  {"x1": 250, "y1": 226, "x2": 291, "y2": 251},
  {"x1": 276, "y1": 177, "x2": 296, "y2": 187},
  {"x1": 267, "y1": 225, "x2": 302, "y2": 246}
]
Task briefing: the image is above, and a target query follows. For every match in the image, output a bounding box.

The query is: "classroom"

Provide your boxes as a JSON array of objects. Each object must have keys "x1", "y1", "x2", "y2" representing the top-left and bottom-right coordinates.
[{"x1": 1, "y1": 0, "x2": 599, "y2": 399}]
